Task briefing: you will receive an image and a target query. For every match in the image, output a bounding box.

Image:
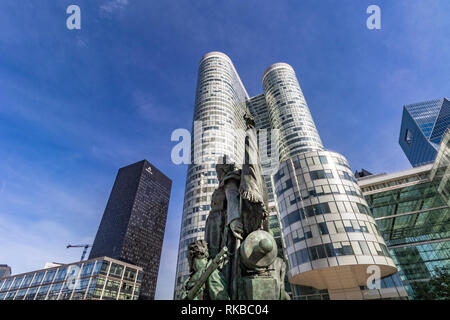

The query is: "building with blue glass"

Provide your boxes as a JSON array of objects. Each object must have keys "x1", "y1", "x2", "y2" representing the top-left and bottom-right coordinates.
[
  {"x1": 399, "y1": 98, "x2": 450, "y2": 167},
  {"x1": 358, "y1": 129, "x2": 450, "y2": 298},
  {"x1": 0, "y1": 257, "x2": 143, "y2": 300}
]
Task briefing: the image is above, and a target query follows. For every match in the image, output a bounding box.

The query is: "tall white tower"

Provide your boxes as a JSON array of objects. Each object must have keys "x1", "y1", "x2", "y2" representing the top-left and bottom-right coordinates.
[
  {"x1": 173, "y1": 52, "x2": 248, "y2": 297},
  {"x1": 174, "y1": 53, "x2": 398, "y2": 300}
]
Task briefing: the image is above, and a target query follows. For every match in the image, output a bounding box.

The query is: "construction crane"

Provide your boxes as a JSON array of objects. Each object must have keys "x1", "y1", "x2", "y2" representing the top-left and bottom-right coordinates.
[{"x1": 66, "y1": 244, "x2": 92, "y2": 261}]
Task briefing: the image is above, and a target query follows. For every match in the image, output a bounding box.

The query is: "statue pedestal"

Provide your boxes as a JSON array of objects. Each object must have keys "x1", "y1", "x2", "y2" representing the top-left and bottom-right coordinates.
[{"x1": 240, "y1": 276, "x2": 279, "y2": 300}]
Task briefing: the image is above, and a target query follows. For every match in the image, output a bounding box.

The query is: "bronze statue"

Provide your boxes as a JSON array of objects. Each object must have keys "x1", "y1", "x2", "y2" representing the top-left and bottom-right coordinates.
[
  {"x1": 205, "y1": 158, "x2": 243, "y2": 298},
  {"x1": 240, "y1": 110, "x2": 270, "y2": 236},
  {"x1": 186, "y1": 110, "x2": 290, "y2": 300},
  {"x1": 181, "y1": 240, "x2": 229, "y2": 300},
  {"x1": 204, "y1": 188, "x2": 226, "y2": 259}
]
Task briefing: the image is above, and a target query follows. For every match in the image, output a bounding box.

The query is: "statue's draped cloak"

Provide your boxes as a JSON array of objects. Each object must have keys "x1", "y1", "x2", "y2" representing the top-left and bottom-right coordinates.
[
  {"x1": 239, "y1": 128, "x2": 269, "y2": 234},
  {"x1": 205, "y1": 189, "x2": 226, "y2": 259}
]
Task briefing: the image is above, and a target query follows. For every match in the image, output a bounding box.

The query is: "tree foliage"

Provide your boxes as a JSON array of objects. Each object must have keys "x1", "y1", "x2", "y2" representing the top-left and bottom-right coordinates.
[{"x1": 412, "y1": 267, "x2": 450, "y2": 300}]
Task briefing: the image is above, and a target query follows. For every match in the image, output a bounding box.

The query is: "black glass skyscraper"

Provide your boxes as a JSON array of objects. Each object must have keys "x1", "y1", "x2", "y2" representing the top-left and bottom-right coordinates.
[{"x1": 89, "y1": 160, "x2": 172, "y2": 300}]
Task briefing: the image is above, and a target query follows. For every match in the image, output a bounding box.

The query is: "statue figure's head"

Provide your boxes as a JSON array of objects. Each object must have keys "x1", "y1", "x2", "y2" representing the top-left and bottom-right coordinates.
[
  {"x1": 244, "y1": 110, "x2": 255, "y2": 129},
  {"x1": 215, "y1": 155, "x2": 236, "y2": 182},
  {"x1": 187, "y1": 240, "x2": 209, "y2": 273}
]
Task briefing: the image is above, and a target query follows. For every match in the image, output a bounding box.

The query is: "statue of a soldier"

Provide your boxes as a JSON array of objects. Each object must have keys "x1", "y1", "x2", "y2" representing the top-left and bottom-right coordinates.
[
  {"x1": 180, "y1": 240, "x2": 229, "y2": 300},
  {"x1": 205, "y1": 112, "x2": 270, "y2": 244},
  {"x1": 205, "y1": 157, "x2": 242, "y2": 298},
  {"x1": 204, "y1": 110, "x2": 270, "y2": 298},
  {"x1": 194, "y1": 110, "x2": 290, "y2": 300},
  {"x1": 205, "y1": 159, "x2": 241, "y2": 259},
  {"x1": 240, "y1": 110, "x2": 270, "y2": 235}
]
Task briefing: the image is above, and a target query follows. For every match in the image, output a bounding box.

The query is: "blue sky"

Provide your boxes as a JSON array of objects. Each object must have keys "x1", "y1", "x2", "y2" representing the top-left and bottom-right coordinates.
[{"x1": 0, "y1": 0, "x2": 449, "y2": 299}]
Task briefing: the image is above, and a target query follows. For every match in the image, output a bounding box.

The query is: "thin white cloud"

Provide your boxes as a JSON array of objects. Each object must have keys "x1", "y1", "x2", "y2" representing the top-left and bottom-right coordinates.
[
  {"x1": 132, "y1": 90, "x2": 184, "y2": 125},
  {"x1": 0, "y1": 158, "x2": 100, "y2": 274},
  {"x1": 100, "y1": 0, "x2": 129, "y2": 15},
  {"x1": 0, "y1": 215, "x2": 92, "y2": 275},
  {"x1": 75, "y1": 35, "x2": 88, "y2": 48},
  {"x1": 0, "y1": 159, "x2": 100, "y2": 221}
]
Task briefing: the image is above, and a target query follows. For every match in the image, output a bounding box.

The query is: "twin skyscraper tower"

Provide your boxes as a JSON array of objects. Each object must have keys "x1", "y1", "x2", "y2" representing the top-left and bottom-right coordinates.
[{"x1": 175, "y1": 52, "x2": 397, "y2": 299}]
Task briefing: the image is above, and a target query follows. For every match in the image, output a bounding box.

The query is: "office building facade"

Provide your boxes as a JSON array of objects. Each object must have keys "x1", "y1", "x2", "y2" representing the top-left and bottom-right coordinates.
[
  {"x1": 89, "y1": 160, "x2": 172, "y2": 300},
  {"x1": 175, "y1": 52, "x2": 399, "y2": 299},
  {"x1": 277, "y1": 150, "x2": 406, "y2": 300},
  {"x1": 0, "y1": 257, "x2": 142, "y2": 300},
  {"x1": 358, "y1": 131, "x2": 450, "y2": 298},
  {"x1": 399, "y1": 98, "x2": 450, "y2": 167},
  {"x1": 430, "y1": 128, "x2": 450, "y2": 206}
]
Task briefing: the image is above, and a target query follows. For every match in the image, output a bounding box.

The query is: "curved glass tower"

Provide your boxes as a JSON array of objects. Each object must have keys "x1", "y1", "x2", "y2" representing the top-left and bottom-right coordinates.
[
  {"x1": 276, "y1": 150, "x2": 397, "y2": 293},
  {"x1": 262, "y1": 64, "x2": 397, "y2": 298},
  {"x1": 262, "y1": 63, "x2": 324, "y2": 161},
  {"x1": 175, "y1": 53, "x2": 398, "y2": 300},
  {"x1": 174, "y1": 52, "x2": 248, "y2": 297}
]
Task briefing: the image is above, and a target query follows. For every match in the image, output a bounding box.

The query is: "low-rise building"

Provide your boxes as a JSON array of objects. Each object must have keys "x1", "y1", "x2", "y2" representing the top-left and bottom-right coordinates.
[
  {"x1": 0, "y1": 257, "x2": 142, "y2": 300},
  {"x1": 358, "y1": 130, "x2": 450, "y2": 298}
]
